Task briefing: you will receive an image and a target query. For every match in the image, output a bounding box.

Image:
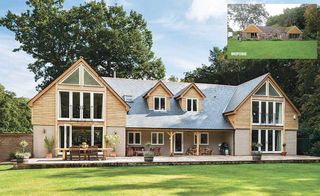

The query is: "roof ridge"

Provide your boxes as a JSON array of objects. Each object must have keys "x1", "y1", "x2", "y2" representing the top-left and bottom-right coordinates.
[{"x1": 237, "y1": 73, "x2": 269, "y2": 87}]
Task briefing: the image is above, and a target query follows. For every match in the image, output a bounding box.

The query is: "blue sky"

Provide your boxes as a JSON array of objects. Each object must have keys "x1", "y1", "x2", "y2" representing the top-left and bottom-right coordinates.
[{"x1": 0, "y1": 0, "x2": 318, "y2": 98}]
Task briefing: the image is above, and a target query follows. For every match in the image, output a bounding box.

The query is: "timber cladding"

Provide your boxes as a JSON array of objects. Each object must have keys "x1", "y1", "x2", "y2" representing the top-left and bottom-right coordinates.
[
  {"x1": 32, "y1": 85, "x2": 56, "y2": 125},
  {"x1": 0, "y1": 133, "x2": 33, "y2": 161},
  {"x1": 106, "y1": 87, "x2": 127, "y2": 127}
]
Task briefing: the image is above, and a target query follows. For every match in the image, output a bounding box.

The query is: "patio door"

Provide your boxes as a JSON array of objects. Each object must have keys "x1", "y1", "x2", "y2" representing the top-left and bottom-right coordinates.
[{"x1": 174, "y1": 132, "x2": 183, "y2": 153}]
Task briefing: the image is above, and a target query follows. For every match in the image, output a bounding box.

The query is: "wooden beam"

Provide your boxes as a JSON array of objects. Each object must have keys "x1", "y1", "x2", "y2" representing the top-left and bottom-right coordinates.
[
  {"x1": 167, "y1": 131, "x2": 175, "y2": 156},
  {"x1": 196, "y1": 131, "x2": 200, "y2": 156}
]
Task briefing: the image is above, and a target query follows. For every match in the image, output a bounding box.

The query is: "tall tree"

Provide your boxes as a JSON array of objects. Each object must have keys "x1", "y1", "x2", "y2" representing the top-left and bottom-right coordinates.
[
  {"x1": 228, "y1": 4, "x2": 269, "y2": 30},
  {"x1": 0, "y1": 0, "x2": 165, "y2": 90},
  {"x1": 0, "y1": 84, "x2": 32, "y2": 133},
  {"x1": 167, "y1": 75, "x2": 179, "y2": 82}
]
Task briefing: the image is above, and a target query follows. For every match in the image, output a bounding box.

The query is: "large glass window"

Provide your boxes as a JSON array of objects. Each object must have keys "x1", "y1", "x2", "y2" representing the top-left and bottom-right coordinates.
[
  {"x1": 154, "y1": 97, "x2": 166, "y2": 111},
  {"x1": 62, "y1": 68, "x2": 80, "y2": 84},
  {"x1": 83, "y1": 93, "x2": 91, "y2": 119},
  {"x1": 187, "y1": 98, "x2": 198, "y2": 112},
  {"x1": 94, "y1": 93, "x2": 103, "y2": 119},
  {"x1": 255, "y1": 83, "x2": 266, "y2": 95},
  {"x1": 59, "y1": 92, "x2": 70, "y2": 118},
  {"x1": 269, "y1": 83, "x2": 280, "y2": 96},
  {"x1": 151, "y1": 132, "x2": 164, "y2": 145},
  {"x1": 59, "y1": 91, "x2": 103, "y2": 120},
  {"x1": 254, "y1": 81, "x2": 280, "y2": 97},
  {"x1": 59, "y1": 125, "x2": 71, "y2": 148},
  {"x1": 72, "y1": 92, "x2": 80, "y2": 119},
  {"x1": 252, "y1": 129, "x2": 281, "y2": 152},
  {"x1": 194, "y1": 133, "x2": 209, "y2": 145},
  {"x1": 84, "y1": 68, "x2": 100, "y2": 86},
  {"x1": 128, "y1": 132, "x2": 141, "y2": 145},
  {"x1": 252, "y1": 101, "x2": 283, "y2": 125},
  {"x1": 72, "y1": 127, "x2": 91, "y2": 146},
  {"x1": 94, "y1": 127, "x2": 103, "y2": 147}
]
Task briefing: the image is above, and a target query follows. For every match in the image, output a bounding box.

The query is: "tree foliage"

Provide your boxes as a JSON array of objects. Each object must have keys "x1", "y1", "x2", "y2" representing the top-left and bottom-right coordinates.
[
  {"x1": 0, "y1": 84, "x2": 32, "y2": 133},
  {"x1": 228, "y1": 4, "x2": 269, "y2": 30},
  {"x1": 167, "y1": 75, "x2": 179, "y2": 82},
  {"x1": 0, "y1": 0, "x2": 165, "y2": 91}
]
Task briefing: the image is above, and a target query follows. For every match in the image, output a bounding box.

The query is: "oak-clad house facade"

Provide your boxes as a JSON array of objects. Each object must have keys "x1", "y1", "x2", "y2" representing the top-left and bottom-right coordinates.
[{"x1": 28, "y1": 58, "x2": 300, "y2": 157}]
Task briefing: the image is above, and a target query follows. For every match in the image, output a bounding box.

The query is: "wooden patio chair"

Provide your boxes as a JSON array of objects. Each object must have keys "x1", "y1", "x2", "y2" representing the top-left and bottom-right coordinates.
[
  {"x1": 127, "y1": 147, "x2": 134, "y2": 157},
  {"x1": 69, "y1": 146, "x2": 80, "y2": 161},
  {"x1": 88, "y1": 146, "x2": 99, "y2": 160},
  {"x1": 152, "y1": 147, "x2": 161, "y2": 156}
]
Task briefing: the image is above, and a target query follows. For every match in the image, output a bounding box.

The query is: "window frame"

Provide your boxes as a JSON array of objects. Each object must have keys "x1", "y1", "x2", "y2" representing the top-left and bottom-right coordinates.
[
  {"x1": 252, "y1": 100, "x2": 283, "y2": 126},
  {"x1": 193, "y1": 132, "x2": 209, "y2": 145},
  {"x1": 60, "y1": 65, "x2": 101, "y2": 87},
  {"x1": 58, "y1": 90, "x2": 104, "y2": 121},
  {"x1": 151, "y1": 132, "x2": 164, "y2": 145},
  {"x1": 252, "y1": 129, "x2": 282, "y2": 153},
  {"x1": 186, "y1": 98, "x2": 199, "y2": 112},
  {"x1": 153, "y1": 96, "x2": 166, "y2": 111},
  {"x1": 127, "y1": 131, "x2": 141, "y2": 145},
  {"x1": 254, "y1": 81, "x2": 281, "y2": 97},
  {"x1": 58, "y1": 124, "x2": 105, "y2": 153}
]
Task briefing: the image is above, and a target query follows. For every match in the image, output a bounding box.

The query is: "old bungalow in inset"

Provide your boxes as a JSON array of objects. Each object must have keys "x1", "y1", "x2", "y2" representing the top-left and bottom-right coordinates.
[{"x1": 242, "y1": 24, "x2": 303, "y2": 40}]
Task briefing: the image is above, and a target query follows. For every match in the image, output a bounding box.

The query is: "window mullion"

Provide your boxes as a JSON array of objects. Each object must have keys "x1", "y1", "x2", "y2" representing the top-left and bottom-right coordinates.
[
  {"x1": 258, "y1": 130, "x2": 261, "y2": 151},
  {"x1": 259, "y1": 101, "x2": 261, "y2": 124},
  {"x1": 91, "y1": 125, "x2": 94, "y2": 146},
  {"x1": 69, "y1": 92, "x2": 72, "y2": 119},
  {"x1": 91, "y1": 93, "x2": 94, "y2": 120}
]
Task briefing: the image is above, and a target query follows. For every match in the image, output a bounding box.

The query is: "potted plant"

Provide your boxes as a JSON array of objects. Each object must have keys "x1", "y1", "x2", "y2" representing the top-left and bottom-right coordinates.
[
  {"x1": 143, "y1": 142, "x2": 154, "y2": 162},
  {"x1": 105, "y1": 133, "x2": 120, "y2": 157},
  {"x1": 15, "y1": 140, "x2": 31, "y2": 163},
  {"x1": 252, "y1": 143, "x2": 262, "y2": 161},
  {"x1": 218, "y1": 142, "x2": 229, "y2": 155},
  {"x1": 281, "y1": 143, "x2": 287, "y2": 156},
  {"x1": 44, "y1": 136, "x2": 54, "y2": 158}
]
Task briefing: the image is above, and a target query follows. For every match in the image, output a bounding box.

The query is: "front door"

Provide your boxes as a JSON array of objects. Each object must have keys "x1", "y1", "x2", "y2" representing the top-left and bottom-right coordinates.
[{"x1": 174, "y1": 132, "x2": 183, "y2": 153}]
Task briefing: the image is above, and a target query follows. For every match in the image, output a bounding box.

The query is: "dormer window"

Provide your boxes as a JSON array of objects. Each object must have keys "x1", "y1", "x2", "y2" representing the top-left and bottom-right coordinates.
[
  {"x1": 154, "y1": 96, "x2": 166, "y2": 111},
  {"x1": 187, "y1": 98, "x2": 198, "y2": 112}
]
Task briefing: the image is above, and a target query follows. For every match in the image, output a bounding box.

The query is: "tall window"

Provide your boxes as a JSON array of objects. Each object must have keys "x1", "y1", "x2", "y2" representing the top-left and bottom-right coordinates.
[
  {"x1": 128, "y1": 132, "x2": 141, "y2": 145},
  {"x1": 61, "y1": 66, "x2": 100, "y2": 86},
  {"x1": 151, "y1": 132, "x2": 164, "y2": 145},
  {"x1": 154, "y1": 97, "x2": 166, "y2": 111},
  {"x1": 59, "y1": 91, "x2": 103, "y2": 120},
  {"x1": 252, "y1": 129, "x2": 281, "y2": 152},
  {"x1": 187, "y1": 98, "x2": 198, "y2": 112},
  {"x1": 252, "y1": 101, "x2": 283, "y2": 125},
  {"x1": 194, "y1": 133, "x2": 209, "y2": 145}
]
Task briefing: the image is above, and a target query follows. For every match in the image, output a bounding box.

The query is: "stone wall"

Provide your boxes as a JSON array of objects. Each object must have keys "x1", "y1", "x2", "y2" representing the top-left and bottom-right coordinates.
[{"x1": 0, "y1": 133, "x2": 33, "y2": 161}]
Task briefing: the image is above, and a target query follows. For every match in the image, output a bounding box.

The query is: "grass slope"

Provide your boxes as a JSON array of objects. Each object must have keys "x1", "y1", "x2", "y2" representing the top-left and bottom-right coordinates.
[
  {"x1": 1, "y1": 164, "x2": 320, "y2": 195},
  {"x1": 227, "y1": 38, "x2": 318, "y2": 59}
]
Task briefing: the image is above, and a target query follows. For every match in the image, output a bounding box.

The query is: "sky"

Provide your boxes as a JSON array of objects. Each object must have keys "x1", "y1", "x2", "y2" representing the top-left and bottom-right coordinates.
[{"x1": 0, "y1": 0, "x2": 318, "y2": 98}]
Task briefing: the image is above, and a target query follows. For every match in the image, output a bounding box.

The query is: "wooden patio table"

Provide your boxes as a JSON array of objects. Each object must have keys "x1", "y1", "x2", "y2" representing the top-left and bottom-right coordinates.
[{"x1": 56, "y1": 148, "x2": 113, "y2": 161}]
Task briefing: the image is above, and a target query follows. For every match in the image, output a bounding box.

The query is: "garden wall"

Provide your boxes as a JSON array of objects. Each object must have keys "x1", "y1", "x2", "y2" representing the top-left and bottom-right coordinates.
[{"x1": 0, "y1": 133, "x2": 33, "y2": 162}]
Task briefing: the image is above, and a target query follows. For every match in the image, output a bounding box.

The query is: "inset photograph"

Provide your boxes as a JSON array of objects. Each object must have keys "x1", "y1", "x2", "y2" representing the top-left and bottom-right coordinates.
[{"x1": 227, "y1": 4, "x2": 318, "y2": 59}]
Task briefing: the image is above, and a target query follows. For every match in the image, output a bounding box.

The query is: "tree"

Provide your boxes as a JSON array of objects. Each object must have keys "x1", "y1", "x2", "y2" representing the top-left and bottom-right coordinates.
[
  {"x1": 304, "y1": 4, "x2": 319, "y2": 39},
  {"x1": 228, "y1": 4, "x2": 269, "y2": 30},
  {"x1": 0, "y1": 84, "x2": 32, "y2": 133},
  {"x1": 167, "y1": 75, "x2": 179, "y2": 82},
  {"x1": 0, "y1": 0, "x2": 165, "y2": 91}
]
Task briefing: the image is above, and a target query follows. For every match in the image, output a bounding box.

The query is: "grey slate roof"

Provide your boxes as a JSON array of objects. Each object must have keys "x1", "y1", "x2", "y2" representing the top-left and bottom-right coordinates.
[
  {"x1": 257, "y1": 26, "x2": 296, "y2": 34},
  {"x1": 102, "y1": 74, "x2": 268, "y2": 130}
]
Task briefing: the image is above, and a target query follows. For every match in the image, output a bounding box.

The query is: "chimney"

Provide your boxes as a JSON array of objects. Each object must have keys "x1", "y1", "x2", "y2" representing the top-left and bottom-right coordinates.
[{"x1": 113, "y1": 70, "x2": 117, "y2": 78}]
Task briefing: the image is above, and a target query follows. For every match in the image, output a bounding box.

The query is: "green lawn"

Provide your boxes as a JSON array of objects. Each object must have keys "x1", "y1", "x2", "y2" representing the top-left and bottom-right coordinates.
[
  {"x1": 1, "y1": 164, "x2": 320, "y2": 195},
  {"x1": 227, "y1": 38, "x2": 318, "y2": 59}
]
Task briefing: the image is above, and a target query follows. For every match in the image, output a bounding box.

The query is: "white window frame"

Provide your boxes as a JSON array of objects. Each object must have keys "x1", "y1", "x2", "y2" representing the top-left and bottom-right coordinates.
[
  {"x1": 252, "y1": 129, "x2": 282, "y2": 153},
  {"x1": 174, "y1": 132, "x2": 184, "y2": 153},
  {"x1": 58, "y1": 90, "x2": 104, "y2": 121},
  {"x1": 151, "y1": 132, "x2": 164, "y2": 145},
  {"x1": 153, "y1": 96, "x2": 166, "y2": 111},
  {"x1": 60, "y1": 65, "x2": 101, "y2": 87},
  {"x1": 58, "y1": 125, "x2": 105, "y2": 153},
  {"x1": 193, "y1": 132, "x2": 209, "y2": 145},
  {"x1": 252, "y1": 100, "x2": 283, "y2": 126},
  {"x1": 127, "y1": 131, "x2": 141, "y2": 145},
  {"x1": 186, "y1": 98, "x2": 199, "y2": 112},
  {"x1": 254, "y1": 80, "x2": 281, "y2": 97}
]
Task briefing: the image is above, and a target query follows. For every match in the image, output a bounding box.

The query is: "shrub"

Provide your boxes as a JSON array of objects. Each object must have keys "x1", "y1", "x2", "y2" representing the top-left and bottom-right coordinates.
[
  {"x1": 310, "y1": 141, "x2": 320, "y2": 156},
  {"x1": 105, "y1": 133, "x2": 120, "y2": 152},
  {"x1": 44, "y1": 136, "x2": 54, "y2": 153},
  {"x1": 19, "y1": 140, "x2": 29, "y2": 153}
]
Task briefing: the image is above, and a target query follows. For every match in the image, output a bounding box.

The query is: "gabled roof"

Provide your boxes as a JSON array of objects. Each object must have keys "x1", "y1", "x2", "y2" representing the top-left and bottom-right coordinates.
[
  {"x1": 143, "y1": 80, "x2": 174, "y2": 98},
  {"x1": 28, "y1": 58, "x2": 130, "y2": 111},
  {"x1": 175, "y1": 83, "x2": 206, "y2": 99},
  {"x1": 224, "y1": 73, "x2": 269, "y2": 114},
  {"x1": 242, "y1": 24, "x2": 262, "y2": 33},
  {"x1": 255, "y1": 25, "x2": 303, "y2": 34}
]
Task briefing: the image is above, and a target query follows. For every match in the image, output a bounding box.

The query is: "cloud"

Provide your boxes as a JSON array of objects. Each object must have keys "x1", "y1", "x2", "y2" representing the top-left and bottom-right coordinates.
[
  {"x1": 265, "y1": 4, "x2": 301, "y2": 16},
  {"x1": 0, "y1": 33, "x2": 37, "y2": 98},
  {"x1": 186, "y1": 0, "x2": 228, "y2": 22}
]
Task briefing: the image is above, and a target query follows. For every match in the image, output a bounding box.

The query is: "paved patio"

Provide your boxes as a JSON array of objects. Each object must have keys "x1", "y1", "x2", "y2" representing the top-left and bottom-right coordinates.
[{"x1": 14, "y1": 155, "x2": 320, "y2": 169}]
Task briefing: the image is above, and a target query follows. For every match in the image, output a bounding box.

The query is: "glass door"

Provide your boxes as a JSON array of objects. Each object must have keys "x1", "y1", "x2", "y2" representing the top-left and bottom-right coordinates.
[{"x1": 174, "y1": 133, "x2": 183, "y2": 153}]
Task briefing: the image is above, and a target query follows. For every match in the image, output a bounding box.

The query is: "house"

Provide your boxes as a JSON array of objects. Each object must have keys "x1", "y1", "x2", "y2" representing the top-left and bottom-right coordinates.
[
  {"x1": 28, "y1": 58, "x2": 300, "y2": 157},
  {"x1": 242, "y1": 24, "x2": 303, "y2": 40}
]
